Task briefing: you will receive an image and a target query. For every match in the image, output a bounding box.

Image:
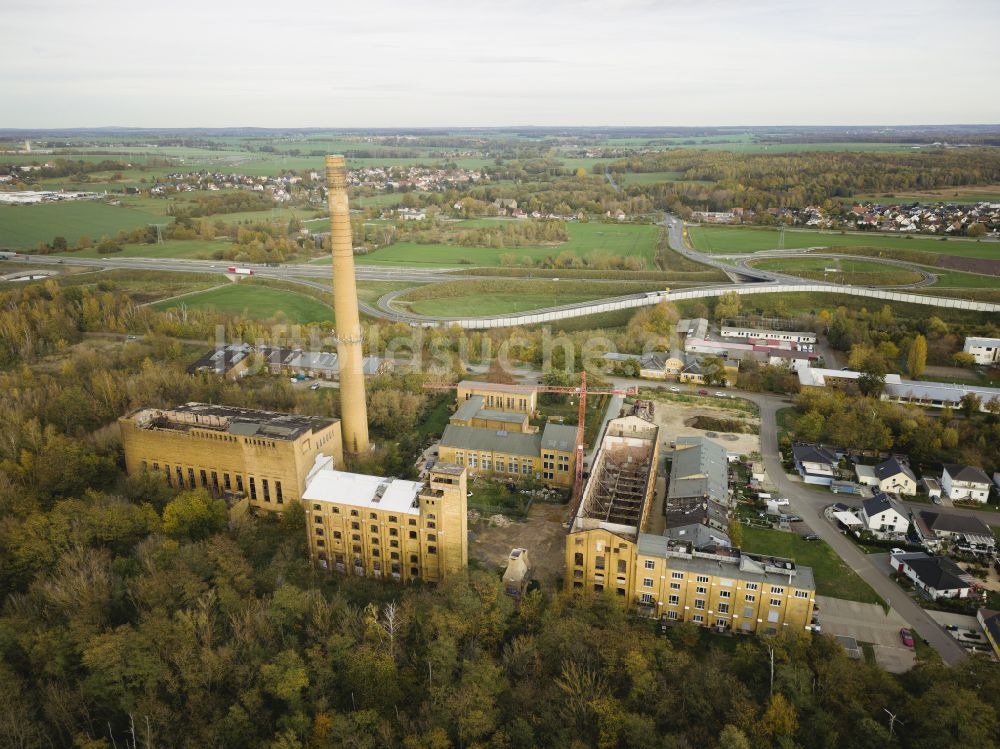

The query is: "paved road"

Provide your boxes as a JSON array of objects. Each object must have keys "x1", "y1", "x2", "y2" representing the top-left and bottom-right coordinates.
[
  {"x1": 729, "y1": 251, "x2": 938, "y2": 288},
  {"x1": 755, "y1": 396, "x2": 967, "y2": 664}
]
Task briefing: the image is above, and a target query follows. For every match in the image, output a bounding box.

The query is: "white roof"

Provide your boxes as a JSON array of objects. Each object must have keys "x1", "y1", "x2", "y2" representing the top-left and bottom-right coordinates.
[
  {"x1": 303, "y1": 467, "x2": 423, "y2": 515},
  {"x1": 798, "y1": 368, "x2": 903, "y2": 387},
  {"x1": 965, "y1": 337, "x2": 1000, "y2": 348},
  {"x1": 833, "y1": 510, "x2": 863, "y2": 527}
]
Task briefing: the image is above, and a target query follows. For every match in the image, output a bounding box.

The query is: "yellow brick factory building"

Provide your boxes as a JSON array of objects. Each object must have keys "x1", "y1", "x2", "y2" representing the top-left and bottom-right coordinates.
[{"x1": 120, "y1": 403, "x2": 343, "y2": 513}]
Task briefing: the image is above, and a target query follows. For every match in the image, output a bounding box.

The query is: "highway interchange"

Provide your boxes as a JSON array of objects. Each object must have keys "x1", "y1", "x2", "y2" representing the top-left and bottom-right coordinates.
[{"x1": 13, "y1": 213, "x2": 999, "y2": 326}]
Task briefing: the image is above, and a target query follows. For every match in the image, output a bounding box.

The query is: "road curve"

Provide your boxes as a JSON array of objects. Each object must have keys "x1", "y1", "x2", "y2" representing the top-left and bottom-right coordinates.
[{"x1": 8, "y1": 232, "x2": 1000, "y2": 327}]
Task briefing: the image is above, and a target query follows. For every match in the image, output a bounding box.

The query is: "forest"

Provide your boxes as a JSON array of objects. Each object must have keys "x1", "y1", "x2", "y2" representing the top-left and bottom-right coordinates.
[
  {"x1": 3, "y1": 275, "x2": 1000, "y2": 748},
  {"x1": 607, "y1": 149, "x2": 1000, "y2": 212}
]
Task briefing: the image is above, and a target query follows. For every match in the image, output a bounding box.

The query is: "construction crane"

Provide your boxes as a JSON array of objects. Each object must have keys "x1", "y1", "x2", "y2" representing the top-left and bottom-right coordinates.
[{"x1": 423, "y1": 372, "x2": 638, "y2": 502}]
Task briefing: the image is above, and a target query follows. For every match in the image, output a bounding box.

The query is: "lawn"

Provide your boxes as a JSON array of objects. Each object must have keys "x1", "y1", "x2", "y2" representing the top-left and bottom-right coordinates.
[
  {"x1": 312, "y1": 221, "x2": 661, "y2": 268},
  {"x1": 0, "y1": 201, "x2": 168, "y2": 249},
  {"x1": 687, "y1": 225, "x2": 999, "y2": 259},
  {"x1": 739, "y1": 525, "x2": 884, "y2": 605},
  {"x1": 392, "y1": 279, "x2": 662, "y2": 317},
  {"x1": 151, "y1": 283, "x2": 333, "y2": 323}
]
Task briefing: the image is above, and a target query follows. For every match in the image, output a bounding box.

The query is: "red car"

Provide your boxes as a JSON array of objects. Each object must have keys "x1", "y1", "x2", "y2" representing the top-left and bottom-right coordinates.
[
  {"x1": 698, "y1": 389, "x2": 708, "y2": 396},
  {"x1": 900, "y1": 628, "x2": 915, "y2": 648}
]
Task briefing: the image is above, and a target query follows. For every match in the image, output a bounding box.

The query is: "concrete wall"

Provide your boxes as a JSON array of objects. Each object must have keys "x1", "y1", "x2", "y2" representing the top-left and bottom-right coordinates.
[{"x1": 409, "y1": 283, "x2": 1000, "y2": 330}]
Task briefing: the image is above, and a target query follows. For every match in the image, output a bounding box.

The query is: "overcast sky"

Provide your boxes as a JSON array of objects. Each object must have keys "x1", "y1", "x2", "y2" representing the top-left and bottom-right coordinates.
[{"x1": 2, "y1": 0, "x2": 998, "y2": 128}]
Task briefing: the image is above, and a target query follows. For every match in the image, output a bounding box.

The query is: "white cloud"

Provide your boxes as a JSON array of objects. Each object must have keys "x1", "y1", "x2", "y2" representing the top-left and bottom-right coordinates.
[{"x1": 1, "y1": 0, "x2": 998, "y2": 127}]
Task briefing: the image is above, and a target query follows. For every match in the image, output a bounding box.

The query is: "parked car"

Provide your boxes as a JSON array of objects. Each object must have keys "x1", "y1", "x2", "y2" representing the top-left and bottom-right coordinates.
[
  {"x1": 890, "y1": 548, "x2": 904, "y2": 555},
  {"x1": 804, "y1": 534, "x2": 819, "y2": 541},
  {"x1": 900, "y1": 628, "x2": 915, "y2": 648}
]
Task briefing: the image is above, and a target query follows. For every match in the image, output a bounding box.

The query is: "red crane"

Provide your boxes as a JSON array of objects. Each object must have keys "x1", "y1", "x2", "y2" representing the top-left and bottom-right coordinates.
[{"x1": 423, "y1": 372, "x2": 637, "y2": 501}]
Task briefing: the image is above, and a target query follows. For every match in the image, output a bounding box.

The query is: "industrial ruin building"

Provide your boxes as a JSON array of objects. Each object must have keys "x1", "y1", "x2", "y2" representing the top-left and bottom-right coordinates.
[
  {"x1": 119, "y1": 403, "x2": 343, "y2": 512},
  {"x1": 303, "y1": 461, "x2": 468, "y2": 583},
  {"x1": 566, "y1": 415, "x2": 815, "y2": 635}
]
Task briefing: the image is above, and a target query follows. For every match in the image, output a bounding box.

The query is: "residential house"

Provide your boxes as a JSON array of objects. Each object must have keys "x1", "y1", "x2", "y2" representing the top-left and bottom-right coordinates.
[
  {"x1": 678, "y1": 356, "x2": 739, "y2": 387},
  {"x1": 963, "y1": 337, "x2": 1000, "y2": 366},
  {"x1": 792, "y1": 443, "x2": 841, "y2": 485},
  {"x1": 866, "y1": 457, "x2": 917, "y2": 496},
  {"x1": 941, "y1": 464, "x2": 992, "y2": 503},
  {"x1": 913, "y1": 511, "x2": 996, "y2": 555},
  {"x1": 978, "y1": 609, "x2": 1000, "y2": 659},
  {"x1": 859, "y1": 494, "x2": 909, "y2": 539},
  {"x1": 187, "y1": 343, "x2": 256, "y2": 380},
  {"x1": 888, "y1": 551, "x2": 976, "y2": 600}
]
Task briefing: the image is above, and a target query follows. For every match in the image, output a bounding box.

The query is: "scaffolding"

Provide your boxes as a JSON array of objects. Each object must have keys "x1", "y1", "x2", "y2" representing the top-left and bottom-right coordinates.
[{"x1": 582, "y1": 444, "x2": 653, "y2": 527}]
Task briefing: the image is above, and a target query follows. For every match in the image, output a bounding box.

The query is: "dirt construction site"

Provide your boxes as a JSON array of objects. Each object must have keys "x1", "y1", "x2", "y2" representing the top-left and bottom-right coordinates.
[
  {"x1": 467, "y1": 396, "x2": 759, "y2": 591},
  {"x1": 648, "y1": 395, "x2": 761, "y2": 457},
  {"x1": 470, "y1": 502, "x2": 568, "y2": 591}
]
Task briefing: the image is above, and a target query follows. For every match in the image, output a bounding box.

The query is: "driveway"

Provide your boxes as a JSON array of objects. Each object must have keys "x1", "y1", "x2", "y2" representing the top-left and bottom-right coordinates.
[{"x1": 816, "y1": 595, "x2": 916, "y2": 673}]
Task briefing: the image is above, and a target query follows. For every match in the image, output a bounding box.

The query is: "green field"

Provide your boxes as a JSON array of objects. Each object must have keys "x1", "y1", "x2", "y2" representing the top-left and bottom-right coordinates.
[
  {"x1": 151, "y1": 283, "x2": 333, "y2": 323},
  {"x1": 54, "y1": 238, "x2": 233, "y2": 259},
  {"x1": 392, "y1": 278, "x2": 660, "y2": 316},
  {"x1": 847, "y1": 186, "x2": 1000, "y2": 204},
  {"x1": 931, "y1": 270, "x2": 1000, "y2": 288},
  {"x1": 0, "y1": 201, "x2": 169, "y2": 249},
  {"x1": 749, "y1": 256, "x2": 924, "y2": 286},
  {"x1": 740, "y1": 526, "x2": 883, "y2": 605},
  {"x1": 310, "y1": 221, "x2": 660, "y2": 268},
  {"x1": 688, "y1": 225, "x2": 1000, "y2": 259}
]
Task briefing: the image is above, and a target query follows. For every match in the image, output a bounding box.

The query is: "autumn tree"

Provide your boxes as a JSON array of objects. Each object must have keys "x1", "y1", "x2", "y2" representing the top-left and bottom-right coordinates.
[{"x1": 907, "y1": 334, "x2": 927, "y2": 379}]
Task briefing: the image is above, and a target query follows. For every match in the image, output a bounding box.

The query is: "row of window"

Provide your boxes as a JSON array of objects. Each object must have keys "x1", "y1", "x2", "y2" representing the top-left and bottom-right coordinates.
[
  {"x1": 453, "y1": 453, "x2": 534, "y2": 474},
  {"x1": 144, "y1": 461, "x2": 283, "y2": 504}
]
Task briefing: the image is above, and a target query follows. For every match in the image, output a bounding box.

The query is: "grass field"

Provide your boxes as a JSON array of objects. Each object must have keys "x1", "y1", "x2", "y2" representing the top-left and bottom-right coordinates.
[
  {"x1": 0, "y1": 201, "x2": 169, "y2": 249},
  {"x1": 740, "y1": 525, "x2": 883, "y2": 605},
  {"x1": 931, "y1": 270, "x2": 1000, "y2": 288},
  {"x1": 847, "y1": 185, "x2": 1000, "y2": 204},
  {"x1": 54, "y1": 238, "x2": 233, "y2": 259},
  {"x1": 54, "y1": 268, "x2": 223, "y2": 303},
  {"x1": 151, "y1": 283, "x2": 334, "y2": 323},
  {"x1": 748, "y1": 256, "x2": 924, "y2": 286},
  {"x1": 688, "y1": 225, "x2": 1000, "y2": 259},
  {"x1": 312, "y1": 221, "x2": 661, "y2": 268},
  {"x1": 391, "y1": 278, "x2": 663, "y2": 316}
]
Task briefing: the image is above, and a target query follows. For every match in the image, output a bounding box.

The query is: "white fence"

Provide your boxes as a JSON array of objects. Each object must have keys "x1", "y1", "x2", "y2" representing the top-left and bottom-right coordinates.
[{"x1": 423, "y1": 284, "x2": 1000, "y2": 329}]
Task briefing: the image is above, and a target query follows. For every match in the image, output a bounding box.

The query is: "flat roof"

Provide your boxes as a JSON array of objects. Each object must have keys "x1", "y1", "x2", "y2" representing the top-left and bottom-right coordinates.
[
  {"x1": 457, "y1": 380, "x2": 537, "y2": 394},
  {"x1": 303, "y1": 468, "x2": 423, "y2": 515},
  {"x1": 130, "y1": 402, "x2": 336, "y2": 441}
]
